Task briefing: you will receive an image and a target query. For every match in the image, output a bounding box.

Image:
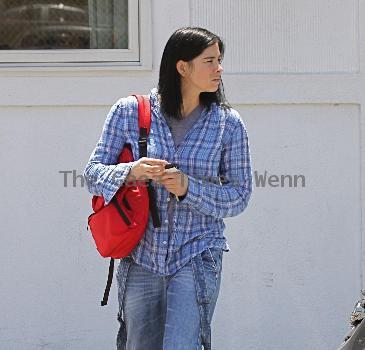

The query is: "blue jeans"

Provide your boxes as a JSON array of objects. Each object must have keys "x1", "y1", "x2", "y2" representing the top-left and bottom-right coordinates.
[{"x1": 116, "y1": 248, "x2": 223, "y2": 350}]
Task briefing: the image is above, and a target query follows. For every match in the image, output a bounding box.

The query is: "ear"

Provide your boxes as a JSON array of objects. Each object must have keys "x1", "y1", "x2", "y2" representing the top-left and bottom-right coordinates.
[{"x1": 176, "y1": 60, "x2": 188, "y2": 77}]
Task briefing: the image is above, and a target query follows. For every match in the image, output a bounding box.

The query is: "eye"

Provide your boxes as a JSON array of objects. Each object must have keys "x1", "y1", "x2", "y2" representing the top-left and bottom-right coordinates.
[{"x1": 205, "y1": 59, "x2": 222, "y2": 64}]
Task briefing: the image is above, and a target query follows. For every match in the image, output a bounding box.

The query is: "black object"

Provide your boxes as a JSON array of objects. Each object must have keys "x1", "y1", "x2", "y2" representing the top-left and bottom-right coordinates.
[
  {"x1": 337, "y1": 290, "x2": 365, "y2": 350},
  {"x1": 164, "y1": 162, "x2": 179, "y2": 170}
]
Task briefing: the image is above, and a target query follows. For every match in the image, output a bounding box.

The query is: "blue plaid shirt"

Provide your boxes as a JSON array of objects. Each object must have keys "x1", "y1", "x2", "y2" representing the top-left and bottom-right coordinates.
[{"x1": 84, "y1": 87, "x2": 252, "y2": 275}]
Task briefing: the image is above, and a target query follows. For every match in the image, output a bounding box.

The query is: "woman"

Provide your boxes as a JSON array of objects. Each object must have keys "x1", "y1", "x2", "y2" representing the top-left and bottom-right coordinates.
[{"x1": 84, "y1": 26, "x2": 252, "y2": 350}]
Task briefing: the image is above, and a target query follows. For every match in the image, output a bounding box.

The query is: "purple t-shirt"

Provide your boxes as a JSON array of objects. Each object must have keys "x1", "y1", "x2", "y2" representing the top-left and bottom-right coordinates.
[{"x1": 165, "y1": 104, "x2": 204, "y2": 236}]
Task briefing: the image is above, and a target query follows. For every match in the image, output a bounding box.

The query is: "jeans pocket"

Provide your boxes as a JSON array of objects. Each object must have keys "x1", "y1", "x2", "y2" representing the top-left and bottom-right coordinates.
[
  {"x1": 192, "y1": 248, "x2": 223, "y2": 305},
  {"x1": 202, "y1": 248, "x2": 223, "y2": 275}
]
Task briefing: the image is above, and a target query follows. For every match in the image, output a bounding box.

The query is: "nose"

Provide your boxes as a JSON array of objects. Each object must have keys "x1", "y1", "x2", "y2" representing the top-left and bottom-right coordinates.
[{"x1": 217, "y1": 63, "x2": 223, "y2": 73}]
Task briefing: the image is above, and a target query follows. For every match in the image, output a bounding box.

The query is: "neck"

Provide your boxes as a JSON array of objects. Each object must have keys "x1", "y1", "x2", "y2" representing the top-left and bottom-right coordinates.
[{"x1": 180, "y1": 82, "x2": 200, "y2": 118}]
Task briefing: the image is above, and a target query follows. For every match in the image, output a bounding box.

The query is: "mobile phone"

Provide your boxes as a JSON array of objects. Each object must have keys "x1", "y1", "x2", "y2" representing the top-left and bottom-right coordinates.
[
  {"x1": 164, "y1": 163, "x2": 179, "y2": 170},
  {"x1": 164, "y1": 163, "x2": 180, "y2": 202}
]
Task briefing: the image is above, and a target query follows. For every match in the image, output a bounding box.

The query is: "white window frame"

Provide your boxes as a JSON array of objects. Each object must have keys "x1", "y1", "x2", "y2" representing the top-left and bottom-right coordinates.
[{"x1": 0, "y1": 0, "x2": 152, "y2": 71}]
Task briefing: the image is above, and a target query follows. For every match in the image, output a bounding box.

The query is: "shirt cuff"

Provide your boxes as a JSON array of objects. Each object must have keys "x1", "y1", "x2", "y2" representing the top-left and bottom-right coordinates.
[
  {"x1": 180, "y1": 175, "x2": 203, "y2": 207},
  {"x1": 104, "y1": 162, "x2": 134, "y2": 205}
]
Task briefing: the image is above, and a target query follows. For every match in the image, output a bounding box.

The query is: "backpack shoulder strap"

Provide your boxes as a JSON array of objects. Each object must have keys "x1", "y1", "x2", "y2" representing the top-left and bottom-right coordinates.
[
  {"x1": 133, "y1": 94, "x2": 151, "y2": 135},
  {"x1": 132, "y1": 94, "x2": 160, "y2": 228},
  {"x1": 132, "y1": 94, "x2": 150, "y2": 159}
]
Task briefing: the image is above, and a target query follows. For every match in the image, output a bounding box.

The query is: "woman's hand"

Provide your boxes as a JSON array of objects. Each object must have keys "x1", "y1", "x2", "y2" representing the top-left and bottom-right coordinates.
[
  {"x1": 126, "y1": 157, "x2": 168, "y2": 183},
  {"x1": 156, "y1": 168, "x2": 189, "y2": 197}
]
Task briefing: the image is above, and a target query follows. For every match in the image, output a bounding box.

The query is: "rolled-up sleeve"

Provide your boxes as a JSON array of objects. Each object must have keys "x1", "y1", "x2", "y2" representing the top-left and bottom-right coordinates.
[
  {"x1": 181, "y1": 114, "x2": 252, "y2": 218},
  {"x1": 83, "y1": 98, "x2": 134, "y2": 205}
]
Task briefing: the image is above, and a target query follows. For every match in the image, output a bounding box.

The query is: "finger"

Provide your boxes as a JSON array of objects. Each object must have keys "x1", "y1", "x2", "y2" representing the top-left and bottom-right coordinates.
[
  {"x1": 159, "y1": 176, "x2": 176, "y2": 183},
  {"x1": 140, "y1": 158, "x2": 168, "y2": 166},
  {"x1": 158, "y1": 177, "x2": 173, "y2": 185},
  {"x1": 162, "y1": 174, "x2": 184, "y2": 183},
  {"x1": 141, "y1": 164, "x2": 162, "y2": 174},
  {"x1": 163, "y1": 185, "x2": 175, "y2": 192},
  {"x1": 148, "y1": 165, "x2": 165, "y2": 172},
  {"x1": 164, "y1": 167, "x2": 180, "y2": 174}
]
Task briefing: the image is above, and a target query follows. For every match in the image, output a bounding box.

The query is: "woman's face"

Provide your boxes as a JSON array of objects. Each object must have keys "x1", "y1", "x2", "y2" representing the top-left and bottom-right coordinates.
[{"x1": 177, "y1": 42, "x2": 223, "y2": 94}]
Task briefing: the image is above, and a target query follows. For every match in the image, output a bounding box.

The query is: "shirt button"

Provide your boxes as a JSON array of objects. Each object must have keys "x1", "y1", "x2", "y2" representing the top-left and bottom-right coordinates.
[
  {"x1": 164, "y1": 219, "x2": 168, "y2": 223},
  {"x1": 167, "y1": 197, "x2": 170, "y2": 202},
  {"x1": 162, "y1": 241, "x2": 167, "y2": 245}
]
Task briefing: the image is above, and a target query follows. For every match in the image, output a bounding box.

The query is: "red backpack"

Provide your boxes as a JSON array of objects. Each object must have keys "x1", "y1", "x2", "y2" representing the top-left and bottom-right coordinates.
[{"x1": 87, "y1": 94, "x2": 160, "y2": 305}]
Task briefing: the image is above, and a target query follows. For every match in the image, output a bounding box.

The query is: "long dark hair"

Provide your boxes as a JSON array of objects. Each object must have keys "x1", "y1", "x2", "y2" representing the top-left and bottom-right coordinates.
[{"x1": 158, "y1": 26, "x2": 231, "y2": 120}]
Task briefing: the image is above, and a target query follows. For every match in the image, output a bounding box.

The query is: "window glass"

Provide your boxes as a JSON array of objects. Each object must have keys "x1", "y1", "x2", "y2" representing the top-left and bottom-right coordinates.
[{"x1": 0, "y1": 0, "x2": 128, "y2": 50}]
